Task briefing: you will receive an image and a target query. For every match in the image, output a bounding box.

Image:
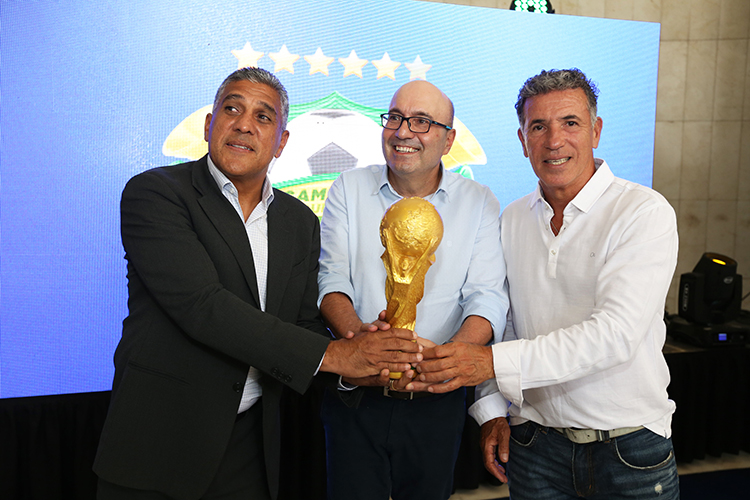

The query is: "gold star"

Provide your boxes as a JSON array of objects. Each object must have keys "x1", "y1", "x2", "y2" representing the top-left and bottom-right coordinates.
[
  {"x1": 405, "y1": 55, "x2": 431, "y2": 81},
  {"x1": 304, "y1": 48, "x2": 335, "y2": 76},
  {"x1": 339, "y1": 50, "x2": 369, "y2": 78},
  {"x1": 231, "y1": 42, "x2": 264, "y2": 69},
  {"x1": 372, "y1": 52, "x2": 401, "y2": 80},
  {"x1": 269, "y1": 45, "x2": 300, "y2": 74}
]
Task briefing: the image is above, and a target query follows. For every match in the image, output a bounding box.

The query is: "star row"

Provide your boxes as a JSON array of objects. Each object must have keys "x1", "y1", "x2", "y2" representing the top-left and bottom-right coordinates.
[{"x1": 231, "y1": 42, "x2": 431, "y2": 81}]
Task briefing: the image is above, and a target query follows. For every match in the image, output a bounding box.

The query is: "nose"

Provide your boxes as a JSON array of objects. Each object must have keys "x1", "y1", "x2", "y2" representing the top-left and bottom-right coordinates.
[
  {"x1": 234, "y1": 113, "x2": 254, "y2": 134},
  {"x1": 546, "y1": 126, "x2": 564, "y2": 150},
  {"x1": 394, "y1": 119, "x2": 415, "y2": 139}
]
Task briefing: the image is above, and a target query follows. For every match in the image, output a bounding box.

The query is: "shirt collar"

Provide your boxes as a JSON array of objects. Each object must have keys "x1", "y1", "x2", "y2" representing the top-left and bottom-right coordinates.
[
  {"x1": 568, "y1": 158, "x2": 612, "y2": 213},
  {"x1": 527, "y1": 158, "x2": 612, "y2": 214},
  {"x1": 375, "y1": 163, "x2": 450, "y2": 202},
  {"x1": 206, "y1": 154, "x2": 275, "y2": 208}
]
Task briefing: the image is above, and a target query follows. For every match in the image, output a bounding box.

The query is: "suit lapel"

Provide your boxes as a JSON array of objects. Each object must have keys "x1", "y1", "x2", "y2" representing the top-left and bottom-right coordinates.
[
  {"x1": 192, "y1": 157, "x2": 261, "y2": 308},
  {"x1": 265, "y1": 193, "x2": 293, "y2": 317}
]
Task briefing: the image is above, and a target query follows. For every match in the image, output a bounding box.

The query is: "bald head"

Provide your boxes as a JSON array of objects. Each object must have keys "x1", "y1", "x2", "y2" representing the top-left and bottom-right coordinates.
[{"x1": 389, "y1": 81, "x2": 454, "y2": 128}]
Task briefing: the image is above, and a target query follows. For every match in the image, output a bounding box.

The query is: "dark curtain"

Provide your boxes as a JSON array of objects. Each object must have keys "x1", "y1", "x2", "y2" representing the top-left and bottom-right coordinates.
[
  {"x1": 0, "y1": 391, "x2": 109, "y2": 500},
  {"x1": 666, "y1": 345, "x2": 750, "y2": 461},
  {"x1": 3, "y1": 345, "x2": 748, "y2": 500}
]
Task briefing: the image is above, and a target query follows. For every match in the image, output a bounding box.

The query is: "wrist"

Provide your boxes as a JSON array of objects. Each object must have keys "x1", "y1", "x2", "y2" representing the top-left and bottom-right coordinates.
[{"x1": 482, "y1": 345, "x2": 495, "y2": 380}]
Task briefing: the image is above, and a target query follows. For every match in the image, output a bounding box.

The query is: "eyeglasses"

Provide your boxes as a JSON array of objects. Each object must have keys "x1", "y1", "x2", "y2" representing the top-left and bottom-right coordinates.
[{"x1": 380, "y1": 113, "x2": 452, "y2": 133}]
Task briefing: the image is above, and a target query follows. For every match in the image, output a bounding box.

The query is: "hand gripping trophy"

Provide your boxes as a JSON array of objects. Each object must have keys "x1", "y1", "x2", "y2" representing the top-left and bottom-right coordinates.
[{"x1": 379, "y1": 197, "x2": 444, "y2": 379}]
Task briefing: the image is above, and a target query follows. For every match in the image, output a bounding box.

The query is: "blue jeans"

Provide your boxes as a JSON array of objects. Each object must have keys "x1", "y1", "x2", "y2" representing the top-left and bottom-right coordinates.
[{"x1": 507, "y1": 421, "x2": 679, "y2": 500}]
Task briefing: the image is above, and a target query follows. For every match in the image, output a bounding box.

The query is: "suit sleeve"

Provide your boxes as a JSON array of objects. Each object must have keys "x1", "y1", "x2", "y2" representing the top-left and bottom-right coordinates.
[{"x1": 120, "y1": 169, "x2": 330, "y2": 394}]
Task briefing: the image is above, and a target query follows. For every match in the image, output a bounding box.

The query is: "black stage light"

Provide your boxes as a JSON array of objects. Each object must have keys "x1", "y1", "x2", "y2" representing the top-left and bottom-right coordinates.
[
  {"x1": 679, "y1": 252, "x2": 742, "y2": 325},
  {"x1": 667, "y1": 252, "x2": 748, "y2": 347},
  {"x1": 509, "y1": 0, "x2": 555, "y2": 13}
]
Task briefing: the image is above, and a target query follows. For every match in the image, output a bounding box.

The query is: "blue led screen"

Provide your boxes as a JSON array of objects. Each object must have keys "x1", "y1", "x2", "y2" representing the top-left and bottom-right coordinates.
[{"x1": 0, "y1": 0, "x2": 660, "y2": 397}]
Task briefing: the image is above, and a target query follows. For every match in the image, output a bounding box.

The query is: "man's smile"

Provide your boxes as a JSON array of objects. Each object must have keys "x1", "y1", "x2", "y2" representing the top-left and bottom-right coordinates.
[{"x1": 394, "y1": 145, "x2": 419, "y2": 153}]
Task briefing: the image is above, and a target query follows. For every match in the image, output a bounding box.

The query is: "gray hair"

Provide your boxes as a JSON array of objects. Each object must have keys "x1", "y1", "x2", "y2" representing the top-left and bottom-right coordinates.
[
  {"x1": 213, "y1": 67, "x2": 289, "y2": 129},
  {"x1": 515, "y1": 68, "x2": 599, "y2": 128}
]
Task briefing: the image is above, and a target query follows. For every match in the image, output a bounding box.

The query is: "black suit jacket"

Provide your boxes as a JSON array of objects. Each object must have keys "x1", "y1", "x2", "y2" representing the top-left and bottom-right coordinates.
[{"x1": 93, "y1": 156, "x2": 330, "y2": 499}]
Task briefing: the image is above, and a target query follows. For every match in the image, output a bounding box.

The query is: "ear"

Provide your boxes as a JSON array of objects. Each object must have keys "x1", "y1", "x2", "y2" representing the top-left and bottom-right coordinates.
[
  {"x1": 442, "y1": 128, "x2": 457, "y2": 156},
  {"x1": 204, "y1": 113, "x2": 213, "y2": 143},
  {"x1": 517, "y1": 128, "x2": 529, "y2": 158},
  {"x1": 591, "y1": 117, "x2": 603, "y2": 149},
  {"x1": 274, "y1": 130, "x2": 290, "y2": 158}
]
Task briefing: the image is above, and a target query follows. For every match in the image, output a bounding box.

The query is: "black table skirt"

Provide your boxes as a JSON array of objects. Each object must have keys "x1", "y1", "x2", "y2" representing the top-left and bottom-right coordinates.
[
  {"x1": 665, "y1": 342, "x2": 750, "y2": 461},
  {"x1": 2, "y1": 343, "x2": 748, "y2": 500}
]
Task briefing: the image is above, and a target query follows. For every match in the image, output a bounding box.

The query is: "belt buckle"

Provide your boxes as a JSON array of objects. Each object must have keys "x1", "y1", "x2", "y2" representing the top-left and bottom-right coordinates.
[{"x1": 562, "y1": 428, "x2": 606, "y2": 444}]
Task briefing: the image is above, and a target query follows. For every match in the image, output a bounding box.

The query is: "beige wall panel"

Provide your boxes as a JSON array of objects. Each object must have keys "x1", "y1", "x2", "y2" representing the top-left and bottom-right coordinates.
[
  {"x1": 713, "y1": 39, "x2": 748, "y2": 120},
  {"x1": 577, "y1": 0, "x2": 606, "y2": 18},
  {"x1": 657, "y1": 41, "x2": 689, "y2": 121},
  {"x1": 684, "y1": 41, "x2": 718, "y2": 120},
  {"x1": 680, "y1": 121, "x2": 713, "y2": 200},
  {"x1": 689, "y1": 0, "x2": 721, "y2": 40},
  {"x1": 470, "y1": 0, "x2": 501, "y2": 8},
  {"x1": 739, "y1": 122, "x2": 750, "y2": 200},
  {"x1": 736, "y1": 201, "x2": 750, "y2": 275},
  {"x1": 719, "y1": 0, "x2": 750, "y2": 40},
  {"x1": 633, "y1": 0, "x2": 662, "y2": 23},
  {"x1": 661, "y1": 0, "x2": 690, "y2": 40},
  {"x1": 605, "y1": 0, "x2": 635, "y2": 20},
  {"x1": 653, "y1": 120, "x2": 684, "y2": 199},
  {"x1": 677, "y1": 199, "x2": 709, "y2": 249},
  {"x1": 706, "y1": 200, "x2": 738, "y2": 256},
  {"x1": 709, "y1": 121, "x2": 742, "y2": 200}
]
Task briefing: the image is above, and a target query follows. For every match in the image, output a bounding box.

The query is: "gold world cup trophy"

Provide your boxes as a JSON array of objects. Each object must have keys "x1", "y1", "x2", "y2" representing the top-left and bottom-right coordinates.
[{"x1": 379, "y1": 197, "x2": 444, "y2": 379}]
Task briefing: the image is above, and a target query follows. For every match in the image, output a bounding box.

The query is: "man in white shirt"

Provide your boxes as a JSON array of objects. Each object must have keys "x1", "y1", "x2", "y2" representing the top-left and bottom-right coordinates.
[{"x1": 413, "y1": 69, "x2": 680, "y2": 500}]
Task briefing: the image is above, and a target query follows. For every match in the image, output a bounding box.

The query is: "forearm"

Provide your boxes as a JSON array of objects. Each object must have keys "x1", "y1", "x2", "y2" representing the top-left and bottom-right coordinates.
[
  {"x1": 320, "y1": 292, "x2": 363, "y2": 338},
  {"x1": 449, "y1": 315, "x2": 493, "y2": 345}
]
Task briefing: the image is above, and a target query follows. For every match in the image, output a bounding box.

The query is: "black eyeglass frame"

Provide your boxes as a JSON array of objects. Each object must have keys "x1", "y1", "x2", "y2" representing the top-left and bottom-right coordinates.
[{"x1": 379, "y1": 113, "x2": 453, "y2": 133}]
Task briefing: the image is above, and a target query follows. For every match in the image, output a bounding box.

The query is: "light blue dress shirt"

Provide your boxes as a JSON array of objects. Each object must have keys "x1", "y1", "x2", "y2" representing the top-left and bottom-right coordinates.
[{"x1": 318, "y1": 164, "x2": 509, "y2": 344}]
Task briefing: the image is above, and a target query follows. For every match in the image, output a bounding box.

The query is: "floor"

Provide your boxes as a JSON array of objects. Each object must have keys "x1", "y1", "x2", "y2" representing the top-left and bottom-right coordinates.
[{"x1": 448, "y1": 451, "x2": 750, "y2": 499}]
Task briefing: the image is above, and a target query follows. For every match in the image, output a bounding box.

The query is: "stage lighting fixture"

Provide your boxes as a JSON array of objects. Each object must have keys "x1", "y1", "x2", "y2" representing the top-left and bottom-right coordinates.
[
  {"x1": 510, "y1": 0, "x2": 555, "y2": 13},
  {"x1": 666, "y1": 252, "x2": 747, "y2": 347},
  {"x1": 679, "y1": 252, "x2": 742, "y2": 325}
]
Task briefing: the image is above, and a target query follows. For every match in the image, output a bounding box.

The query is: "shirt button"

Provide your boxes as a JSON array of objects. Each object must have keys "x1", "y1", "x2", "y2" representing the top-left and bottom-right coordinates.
[{"x1": 551, "y1": 249, "x2": 557, "y2": 255}]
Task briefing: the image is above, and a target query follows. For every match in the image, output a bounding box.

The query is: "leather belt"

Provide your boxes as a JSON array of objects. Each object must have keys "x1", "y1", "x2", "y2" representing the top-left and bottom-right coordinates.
[
  {"x1": 368, "y1": 386, "x2": 433, "y2": 400},
  {"x1": 551, "y1": 426, "x2": 644, "y2": 444}
]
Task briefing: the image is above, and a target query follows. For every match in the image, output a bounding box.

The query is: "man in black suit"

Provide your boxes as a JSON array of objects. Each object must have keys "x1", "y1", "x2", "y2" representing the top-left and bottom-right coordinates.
[{"x1": 93, "y1": 67, "x2": 422, "y2": 500}]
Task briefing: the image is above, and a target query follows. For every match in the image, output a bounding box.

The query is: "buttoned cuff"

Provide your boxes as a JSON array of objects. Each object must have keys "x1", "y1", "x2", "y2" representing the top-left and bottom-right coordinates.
[
  {"x1": 492, "y1": 340, "x2": 524, "y2": 407},
  {"x1": 468, "y1": 389, "x2": 509, "y2": 426}
]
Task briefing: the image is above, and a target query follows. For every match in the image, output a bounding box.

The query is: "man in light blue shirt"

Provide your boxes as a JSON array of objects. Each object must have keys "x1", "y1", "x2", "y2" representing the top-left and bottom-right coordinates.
[{"x1": 317, "y1": 80, "x2": 508, "y2": 500}]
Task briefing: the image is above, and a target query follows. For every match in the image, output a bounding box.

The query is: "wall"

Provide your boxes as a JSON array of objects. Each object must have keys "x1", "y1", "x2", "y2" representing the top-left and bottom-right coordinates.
[{"x1": 423, "y1": 0, "x2": 750, "y2": 312}]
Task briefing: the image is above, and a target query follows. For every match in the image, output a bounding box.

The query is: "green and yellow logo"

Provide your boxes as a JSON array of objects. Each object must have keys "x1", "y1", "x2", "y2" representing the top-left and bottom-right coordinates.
[{"x1": 162, "y1": 43, "x2": 487, "y2": 218}]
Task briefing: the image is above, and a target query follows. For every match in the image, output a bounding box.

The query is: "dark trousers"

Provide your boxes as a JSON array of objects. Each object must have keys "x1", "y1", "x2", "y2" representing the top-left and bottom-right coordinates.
[
  {"x1": 321, "y1": 387, "x2": 466, "y2": 500},
  {"x1": 97, "y1": 402, "x2": 270, "y2": 500}
]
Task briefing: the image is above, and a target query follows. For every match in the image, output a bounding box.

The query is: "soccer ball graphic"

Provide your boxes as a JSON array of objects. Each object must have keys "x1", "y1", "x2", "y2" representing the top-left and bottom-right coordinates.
[{"x1": 268, "y1": 108, "x2": 384, "y2": 184}]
